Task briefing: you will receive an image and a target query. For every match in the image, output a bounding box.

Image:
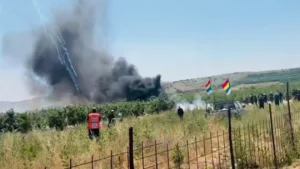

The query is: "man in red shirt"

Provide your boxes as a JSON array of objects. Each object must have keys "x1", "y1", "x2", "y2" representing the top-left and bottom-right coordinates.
[{"x1": 87, "y1": 107, "x2": 101, "y2": 139}]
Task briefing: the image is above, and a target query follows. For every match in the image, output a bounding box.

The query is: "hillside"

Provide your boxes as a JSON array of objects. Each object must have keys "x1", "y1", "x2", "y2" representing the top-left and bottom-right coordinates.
[
  {"x1": 0, "y1": 96, "x2": 90, "y2": 112},
  {"x1": 164, "y1": 67, "x2": 300, "y2": 94},
  {"x1": 1, "y1": 67, "x2": 300, "y2": 112}
]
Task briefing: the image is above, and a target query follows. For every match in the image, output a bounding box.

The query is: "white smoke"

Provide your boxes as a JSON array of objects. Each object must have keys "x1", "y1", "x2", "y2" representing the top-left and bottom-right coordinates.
[{"x1": 175, "y1": 95, "x2": 206, "y2": 111}]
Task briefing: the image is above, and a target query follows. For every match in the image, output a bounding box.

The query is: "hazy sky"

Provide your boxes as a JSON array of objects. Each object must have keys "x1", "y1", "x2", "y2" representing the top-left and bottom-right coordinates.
[{"x1": 0, "y1": 0, "x2": 300, "y2": 101}]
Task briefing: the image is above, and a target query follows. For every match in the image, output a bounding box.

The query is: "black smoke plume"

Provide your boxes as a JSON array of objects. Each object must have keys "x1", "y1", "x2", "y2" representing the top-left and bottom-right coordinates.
[{"x1": 27, "y1": 0, "x2": 162, "y2": 103}]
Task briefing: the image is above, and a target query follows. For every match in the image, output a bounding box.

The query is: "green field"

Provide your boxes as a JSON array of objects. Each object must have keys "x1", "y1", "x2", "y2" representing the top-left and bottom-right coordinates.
[
  {"x1": 1, "y1": 99, "x2": 300, "y2": 169},
  {"x1": 164, "y1": 67, "x2": 300, "y2": 94},
  {"x1": 1, "y1": 81, "x2": 300, "y2": 133}
]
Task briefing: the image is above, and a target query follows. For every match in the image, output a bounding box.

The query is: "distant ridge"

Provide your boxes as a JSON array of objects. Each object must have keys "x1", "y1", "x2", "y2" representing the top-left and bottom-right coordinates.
[
  {"x1": 1, "y1": 67, "x2": 300, "y2": 112},
  {"x1": 164, "y1": 67, "x2": 300, "y2": 93}
]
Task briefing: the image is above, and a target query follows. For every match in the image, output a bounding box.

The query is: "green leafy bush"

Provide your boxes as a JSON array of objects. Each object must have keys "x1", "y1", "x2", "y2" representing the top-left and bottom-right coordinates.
[{"x1": 0, "y1": 95, "x2": 174, "y2": 133}]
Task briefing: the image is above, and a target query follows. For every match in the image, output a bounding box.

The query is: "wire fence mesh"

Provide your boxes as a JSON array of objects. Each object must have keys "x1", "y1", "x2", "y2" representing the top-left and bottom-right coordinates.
[{"x1": 44, "y1": 83, "x2": 300, "y2": 169}]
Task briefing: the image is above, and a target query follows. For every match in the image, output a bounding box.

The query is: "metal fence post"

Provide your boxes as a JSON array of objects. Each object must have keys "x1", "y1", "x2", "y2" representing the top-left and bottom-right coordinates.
[
  {"x1": 195, "y1": 137, "x2": 199, "y2": 169},
  {"x1": 110, "y1": 150, "x2": 113, "y2": 169},
  {"x1": 129, "y1": 127, "x2": 134, "y2": 169},
  {"x1": 142, "y1": 142, "x2": 144, "y2": 169},
  {"x1": 286, "y1": 82, "x2": 295, "y2": 149},
  {"x1": 228, "y1": 108, "x2": 235, "y2": 169},
  {"x1": 91, "y1": 155, "x2": 94, "y2": 169},
  {"x1": 155, "y1": 140, "x2": 158, "y2": 169},
  {"x1": 187, "y1": 140, "x2": 190, "y2": 169},
  {"x1": 269, "y1": 104, "x2": 278, "y2": 169},
  {"x1": 167, "y1": 144, "x2": 170, "y2": 169},
  {"x1": 69, "y1": 159, "x2": 72, "y2": 169}
]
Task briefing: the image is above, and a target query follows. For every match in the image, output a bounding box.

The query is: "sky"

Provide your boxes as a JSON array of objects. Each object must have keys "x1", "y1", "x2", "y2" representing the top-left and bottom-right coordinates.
[{"x1": 0, "y1": 0, "x2": 300, "y2": 101}]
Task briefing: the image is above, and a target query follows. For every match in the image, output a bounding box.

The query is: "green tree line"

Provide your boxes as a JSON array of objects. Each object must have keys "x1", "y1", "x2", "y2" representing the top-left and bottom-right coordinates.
[
  {"x1": 0, "y1": 94, "x2": 175, "y2": 133},
  {"x1": 1, "y1": 82, "x2": 299, "y2": 134}
]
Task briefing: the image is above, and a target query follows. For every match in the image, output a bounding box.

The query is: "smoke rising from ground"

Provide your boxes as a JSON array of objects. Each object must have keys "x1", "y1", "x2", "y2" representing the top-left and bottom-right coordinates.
[
  {"x1": 172, "y1": 94, "x2": 206, "y2": 111},
  {"x1": 23, "y1": 0, "x2": 163, "y2": 103}
]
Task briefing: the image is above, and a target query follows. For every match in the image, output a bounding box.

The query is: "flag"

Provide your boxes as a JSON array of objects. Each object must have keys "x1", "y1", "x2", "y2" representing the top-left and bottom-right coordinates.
[
  {"x1": 205, "y1": 80, "x2": 212, "y2": 95},
  {"x1": 222, "y1": 79, "x2": 231, "y2": 95}
]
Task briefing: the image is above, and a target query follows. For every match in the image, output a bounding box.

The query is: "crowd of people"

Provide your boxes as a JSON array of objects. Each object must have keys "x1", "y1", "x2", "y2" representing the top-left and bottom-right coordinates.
[
  {"x1": 242, "y1": 92, "x2": 283, "y2": 108},
  {"x1": 242, "y1": 89, "x2": 300, "y2": 109}
]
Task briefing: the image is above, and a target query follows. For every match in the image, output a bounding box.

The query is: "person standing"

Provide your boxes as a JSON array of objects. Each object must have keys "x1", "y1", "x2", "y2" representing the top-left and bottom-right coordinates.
[
  {"x1": 274, "y1": 93, "x2": 280, "y2": 106},
  {"x1": 263, "y1": 93, "x2": 267, "y2": 103},
  {"x1": 87, "y1": 107, "x2": 101, "y2": 139},
  {"x1": 107, "y1": 110, "x2": 116, "y2": 127},
  {"x1": 253, "y1": 95, "x2": 258, "y2": 105},
  {"x1": 177, "y1": 106, "x2": 184, "y2": 120},
  {"x1": 296, "y1": 89, "x2": 300, "y2": 101},
  {"x1": 250, "y1": 94, "x2": 254, "y2": 104},
  {"x1": 279, "y1": 92, "x2": 283, "y2": 103},
  {"x1": 269, "y1": 92, "x2": 274, "y2": 103},
  {"x1": 258, "y1": 94, "x2": 264, "y2": 109}
]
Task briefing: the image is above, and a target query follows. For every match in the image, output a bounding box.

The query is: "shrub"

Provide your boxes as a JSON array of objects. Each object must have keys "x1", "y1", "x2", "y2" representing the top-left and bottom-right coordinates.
[{"x1": 0, "y1": 94, "x2": 174, "y2": 133}]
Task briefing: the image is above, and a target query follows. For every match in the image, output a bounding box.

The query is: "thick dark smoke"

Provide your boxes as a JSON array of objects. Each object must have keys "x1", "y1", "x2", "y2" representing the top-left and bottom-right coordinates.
[{"x1": 27, "y1": 0, "x2": 162, "y2": 103}]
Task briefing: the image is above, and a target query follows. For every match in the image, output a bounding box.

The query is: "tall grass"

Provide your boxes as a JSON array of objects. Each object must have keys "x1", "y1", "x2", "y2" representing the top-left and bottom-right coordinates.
[{"x1": 0, "y1": 103, "x2": 299, "y2": 169}]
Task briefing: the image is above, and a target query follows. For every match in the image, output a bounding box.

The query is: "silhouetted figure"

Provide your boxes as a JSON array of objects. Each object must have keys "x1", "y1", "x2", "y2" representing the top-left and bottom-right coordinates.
[
  {"x1": 263, "y1": 93, "x2": 267, "y2": 103},
  {"x1": 292, "y1": 89, "x2": 297, "y2": 98},
  {"x1": 279, "y1": 92, "x2": 283, "y2": 103},
  {"x1": 259, "y1": 95, "x2": 264, "y2": 109},
  {"x1": 296, "y1": 89, "x2": 300, "y2": 101},
  {"x1": 274, "y1": 93, "x2": 280, "y2": 106},
  {"x1": 242, "y1": 96, "x2": 248, "y2": 104},
  {"x1": 177, "y1": 106, "x2": 184, "y2": 120},
  {"x1": 107, "y1": 110, "x2": 115, "y2": 127},
  {"x1": 253, "y1": 95, "x2": 258, "y2": 105},
  {"x1": 250, "y1": 94, "x2": 254, "y2": 104},
  {"x1": 269, "y1": 92, "x2": 274, "y2": 103}
]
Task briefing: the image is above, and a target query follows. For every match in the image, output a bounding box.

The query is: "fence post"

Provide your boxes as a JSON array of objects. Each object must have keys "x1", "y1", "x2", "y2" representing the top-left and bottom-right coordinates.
[
  {"x1": 91, "y1": 155, "x2": 94, "y2": 169},
  {"x1": 167, "y1": 144, "x2": 170, "y2": 169},
  {"x1": 203, "y1": 136, "x2": 207, "y2": 168},
  {"x1": 142, "y1": 142, "x2": 144, "y2": 169},
  {"x1": 187, "y1": 140, "x2": 190, "y2": 169},
  {"x1": 155, "y1": 140, "x2": 158, "y2": 169},
  {"x1": 216, "y1": 132, "x2": 221, "y2": 167},
  {"x1": 195, "y1": 137, "x2": 199, "y2": 169},
  {"x1": 269, "y1": 104, "x2": 278, "y2": 169},
  {"x1": 227, "y1": 108, "x2": 235, "y2": 169},
  {"x1": 127, "y1": 147, "x2": 129, "y2": 169},
  {"x1": 110, "y1": 150, "x2": 113, "y2": 169},
  {"x1": 129, "y1": 127, "x2": 134, "y2": 169},
  {"x1": 210, "y1": 132, "x2": 215, "y2": 168},
  {"x1": 69, "y1": 159, "x2": 72, "y2": 169},
  {"x1": 286, "y1": 82, "x2": 295, "y2": 149}
]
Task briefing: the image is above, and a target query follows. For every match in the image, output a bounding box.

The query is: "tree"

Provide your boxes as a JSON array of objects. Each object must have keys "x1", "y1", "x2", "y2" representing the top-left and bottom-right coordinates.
[
  {"x1": 3, "y1": 109, "x2": 18, "y2": 132},
  {"x1": 16, "y1": 113, "x2": 32, "y2": 133}
]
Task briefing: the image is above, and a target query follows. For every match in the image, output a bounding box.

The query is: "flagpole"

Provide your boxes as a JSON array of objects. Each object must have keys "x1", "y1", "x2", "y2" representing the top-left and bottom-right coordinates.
[
  {"x1": 212, "y1": 78, "x2": 216, "y2": 110},
  {"x1": 222, "y1": 78, "x2": 231, "y2": 100},
  {"x1": 205, "y1": 78, "x2": 215, "y2": 110},
  {"x1": 213, "y1": 93, "x2": 216, "y2": 110}
]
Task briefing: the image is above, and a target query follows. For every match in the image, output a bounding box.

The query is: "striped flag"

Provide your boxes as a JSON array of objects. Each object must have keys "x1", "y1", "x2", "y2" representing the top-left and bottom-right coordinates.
[
  {"x1": 205, "y1": 80, "x2": 212, "y2": 95},
  {"x1": 222, "y1": 79, "x2": 231, "y2": 95}
]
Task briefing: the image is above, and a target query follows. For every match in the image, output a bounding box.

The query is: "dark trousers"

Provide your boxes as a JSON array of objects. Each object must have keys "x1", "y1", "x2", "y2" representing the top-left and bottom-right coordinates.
[
  {"x1": 259, "y1": 102, "x2": 264, "y2": 109},
  {"x1": 178, "y1": 114, "x2": 183, "y2": 120},
  {"x1": 88, "y1": 129, "x2": 100, "y2": 139}
]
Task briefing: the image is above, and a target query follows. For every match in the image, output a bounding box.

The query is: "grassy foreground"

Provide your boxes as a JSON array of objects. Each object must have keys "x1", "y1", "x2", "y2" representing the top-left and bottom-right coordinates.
[{"x1": 1, "y1": 102, "x2": 300, "y2": 169}]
